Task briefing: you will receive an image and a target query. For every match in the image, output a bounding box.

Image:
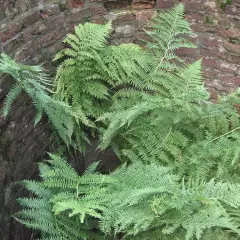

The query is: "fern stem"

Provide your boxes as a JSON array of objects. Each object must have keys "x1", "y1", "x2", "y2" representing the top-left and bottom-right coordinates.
[
  {"x1": 208, "y1": 126, "x2": 240, "y2": 143},
  {"x1": 154, "y1": 8, "x2": 178, "y2": 72}
]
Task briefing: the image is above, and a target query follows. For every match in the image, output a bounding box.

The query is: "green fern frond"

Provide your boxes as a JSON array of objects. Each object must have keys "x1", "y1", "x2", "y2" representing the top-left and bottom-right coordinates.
[{"x1": 3, "y1": 83, "x2": 22, "y2": 117}]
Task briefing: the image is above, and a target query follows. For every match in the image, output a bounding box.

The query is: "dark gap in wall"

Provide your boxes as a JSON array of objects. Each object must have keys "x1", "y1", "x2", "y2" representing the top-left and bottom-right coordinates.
[{"x1": 104, "y1": 0, "x2": 132, "y2": 11}]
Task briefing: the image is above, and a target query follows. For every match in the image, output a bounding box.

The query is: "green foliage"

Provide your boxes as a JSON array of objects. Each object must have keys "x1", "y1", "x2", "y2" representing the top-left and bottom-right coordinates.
[
  {"x1": 145, "y1": 3, "x2": 195, "y2": 71},
  {"x1": 16, "y1": 154, "x2": 111, "y2": 240},
  {"x1": 53, "y1": 22, "x2": 112, "y2": 122},
  {"x1": 0, "y1": 53, "x2": 87, "y2": 148},
  {"x1": 53, "y1": 21, "x2": 153, "y2": 126},
  {"x1": 98, "y1": 8, "x2": 240, "y2": 181},
  {"x1": 3, "y1": 3, "x2": 240, "y2": 240},
  {"x1": 17, "y1": 154, "x2": 240, "y2": 240}
]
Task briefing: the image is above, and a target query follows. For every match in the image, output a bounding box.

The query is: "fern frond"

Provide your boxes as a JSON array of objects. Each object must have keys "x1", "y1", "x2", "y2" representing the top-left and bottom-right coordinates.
[{"x1": 3, "y1": 83, "x2": 22, "y2": 117}]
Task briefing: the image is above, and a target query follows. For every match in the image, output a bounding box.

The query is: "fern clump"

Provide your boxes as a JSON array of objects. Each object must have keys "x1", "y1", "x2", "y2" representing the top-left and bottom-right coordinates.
[
  {"x1": 0, "y1": 53, "x2": 87, "y2": 147},
  {"x1": 98, "y1": 7, "x2": 240, "y2": 181},
  {"x1": 17, "y1": 154, "x2": 240, "y2": 240},
  {"x1": 53, "y1": 21, "x2": 153, "y2": 127},
  {"x1": 53, "y1": 22, "x2": 112, "y2": 122},
  {"x1": 2, "y1": 3, "x2": 240, "y2": 240}
]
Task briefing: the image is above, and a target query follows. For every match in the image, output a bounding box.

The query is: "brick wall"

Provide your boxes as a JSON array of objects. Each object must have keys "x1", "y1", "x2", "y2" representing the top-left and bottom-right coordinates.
[{"x1": 0, "y1": 0, "x2": 239, "y2": 239}]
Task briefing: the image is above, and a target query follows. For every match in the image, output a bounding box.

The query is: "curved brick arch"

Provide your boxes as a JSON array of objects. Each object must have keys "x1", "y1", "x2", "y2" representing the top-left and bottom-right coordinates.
[{"x1": 0, "y1": 0, "x2": 239, "y2": 239}]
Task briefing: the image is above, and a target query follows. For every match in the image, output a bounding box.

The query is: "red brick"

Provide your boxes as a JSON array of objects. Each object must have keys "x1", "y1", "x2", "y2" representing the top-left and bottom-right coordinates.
[
  {"x1": 217, "y1": 28, "x2": 240, "y2": 40},
  {"x1": 0, "y1": 22, "x2": 23, "y2": 43},
  {"x1": 180, "y1": 1, "x2": 202, "y2": 12},
  {"x1": 216, "y1": 61, "x2": 238, "y2": 73},
  {"x1": 224, "y1": 41, "x2": 240, "y2": 55},
  {"x1": 156, "y1": 0, "x2": 174, "y2": 9},
  {"x1": 202, "y1": 58, "x2": 217, "y2": 67},
  {"x1": 224, "y1": 28, "x2": 240, "y2": 40},
  {"x1": 217, "y1": 29, "x2": 229, "y2": 38},
  {"x1": 136, "y1": 10, "x2": 156, "y2": 21},
  {"x1": 23, "y1": 11, "x2": 40, "y2": 27},
  {"x1": 117, "y1": 13, "x2": 135, "y2": 22},
  {"x1": 38, "y1": 30, "x2": 65, "y2": 48},
  {"x1": 91, "y1": 18, "x2": 105, "y2": 24},
  {"x1": 203, "y1": 70, "x2": 217, "y2": 78},
  {"x1": 201, "y1": 36, "x2": 221, "y2": 47},
  {"x1": 226, "y1": 54, "x2": 240, "y2": 64},
  {"x1": 89, "y1": 4, "x2": 107, "y2": 17},
  {"x1": 185, "y1": 13, "x2": 204, "y2": 22},
  {"x1": 201, "y1": 48, "x2": 219, "y2": 58},
  {"x1": 65, "y1": 8, "x2": 90, "y2": 23},
  {"x1": 208, "y1": 87, "x2": 218, "y2": 100},
  {"x1": 220, "y1": 76, "x2": 240, "y2": 85},
  {"x1": 68, "y1": 0, "x2": 84, "y2": 8},
  {"x1": 105, "y1": 1, "x2": 131, "y2": 10},
  {"x1": 176, "y1": 47, "x2": 197, "y2": 55}
]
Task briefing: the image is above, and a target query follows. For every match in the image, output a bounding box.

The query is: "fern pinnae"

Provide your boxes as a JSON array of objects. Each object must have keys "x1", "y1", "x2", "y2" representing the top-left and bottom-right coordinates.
[{"x1": 3, "y1": 83, "x2": 22, "y2": 117}]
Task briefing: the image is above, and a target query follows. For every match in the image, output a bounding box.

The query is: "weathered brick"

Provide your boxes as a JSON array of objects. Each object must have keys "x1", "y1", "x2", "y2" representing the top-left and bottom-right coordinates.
[
  {"x1": 14, "y1": 41, "x2": 36, "y2": 62},
  {"x1": 91, "y1": 18, "x2": 105, "y2": 24},
  {"x1": 185, "y1": 13, "x2": 204, "y2": 23},
  {"x1": 176, "y1": 47, "x2": 197, "y2": 55},
  {"x1": 22, "y1": 10, "x2": 40, "y2": 27},
  {"x1": 225, "y1": 5, "x2": 239, "y2": 15},
  {"x1": 203, "y1": 1, "x2": 221, "y2": 12},
  {"x1": 1, "y1": 34, "x2": 24, "y2": 54},
  {"x1": 226, "y1": 54, "x2": 240, "y2": 64},
  {"x1": 202, "y1": 58, "x2": 217, "y2": 67},
  {"x1": 23, "y1": 22, "x2": 48, "y2": 42},
  {"x1": 68, "y1": 0, "x2": 84, "y2": 8},
  {"x1": 156, "y1": 0, "x2": 174, "y2": 9},
  {"x1": 38, "y1": 30, "x2": 65, "y2": 48},
  {"x1": 208, "y1": 87, "x2": 218, "y2": 100},
  {"x1": 0, "y1": 21, "x2": 24, "y2": 43},
  {"x1": 115, "y1": 25, "x2": 136, "y2": 36},
  {"x1": 116, "y1": 12, "x2": 135, "y2": 22},
  {"x1": 220, "y1": 76, "x2": 240, "y2": 85},
  {"x1": 200, "y1": 48, "x2": 220, "y2": 58},
  {"x1": 136, "y1": 9, "x2": 156, "y2": 21},
  {"x1": 217, "y1": 28, "x2": 240, "y2": 40},
  {"x1": 65, "y1": 8, "x2": 90, "y2": 23},
  {"x1": 203, "y1": 70, "x2": 217, "y2": 78},
  {"x1": 89, "y1": 4, "x2": 107, "y2": 18},
  {"x1": 180, "y1": 1, "x2": 202, "y2": 12},
  {"x1": 201, "y1": 36, "x2": 221, "y2": 47},
  {"x1": 224, "y1": 41, "x2": 240, "y2": 55},
  {"x1": 216, "y1": 61, "x2": 239, "y2": 74}
]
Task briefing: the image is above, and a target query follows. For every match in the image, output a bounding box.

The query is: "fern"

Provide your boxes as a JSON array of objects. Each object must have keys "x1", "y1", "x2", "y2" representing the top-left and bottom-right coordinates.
[
  {"x1": 53, "y1": 21, "x2": 153, "y2": 128},
  {"x1": 0, "y1": 53, "x2": 91, "y2": 148},
  {"x1": 53, "y1": 22, "x2": 112, "y2": 121},
  {"x1": 11, "y1": 3, "x2": 240, "y2": 240},
  {"x1": 146, "y1": 3, "x2": 195, "y2": 71},
  {"x1": 17, "y1": 155, "x2": 240, "y2": 239},
  {"x1": 98, "y1": 18, "x2": 240, "y2": 182}
]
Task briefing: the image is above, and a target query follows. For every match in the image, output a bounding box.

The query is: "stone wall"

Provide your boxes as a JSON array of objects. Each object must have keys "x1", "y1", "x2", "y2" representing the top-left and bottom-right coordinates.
[{"x1": 0, "y1": 0, "x2": 239, "y2": 239}]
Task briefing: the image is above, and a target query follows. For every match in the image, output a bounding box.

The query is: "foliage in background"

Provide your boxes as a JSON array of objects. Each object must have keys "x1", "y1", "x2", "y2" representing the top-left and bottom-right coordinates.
[{"x1": 1, "y1": 3, "x2": 240, "y2": 240}]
